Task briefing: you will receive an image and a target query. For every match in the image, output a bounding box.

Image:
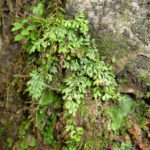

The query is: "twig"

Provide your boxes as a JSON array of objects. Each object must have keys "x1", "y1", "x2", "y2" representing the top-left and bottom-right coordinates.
[{"x1": 13, "y1": 74, "x2": 29, "y2": 78}]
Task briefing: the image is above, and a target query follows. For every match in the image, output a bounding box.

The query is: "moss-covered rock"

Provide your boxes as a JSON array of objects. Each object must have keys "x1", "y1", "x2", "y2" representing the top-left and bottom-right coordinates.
[{"x1": 117, "y1": 55, "x2": 150, "y2": 99}]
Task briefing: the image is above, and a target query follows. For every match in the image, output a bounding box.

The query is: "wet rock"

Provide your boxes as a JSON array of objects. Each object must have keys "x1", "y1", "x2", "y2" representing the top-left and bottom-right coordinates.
[{"x1": 117, "y1": 55, "x2": 150, "y2": 99}]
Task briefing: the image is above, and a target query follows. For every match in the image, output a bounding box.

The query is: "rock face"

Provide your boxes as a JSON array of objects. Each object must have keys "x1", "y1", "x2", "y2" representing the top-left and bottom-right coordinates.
[
  {"x1": 0, "y1": 28, "x2": 23, "y2": 150},
  {"x1": 0, "y1": 27, "x2": 20, "y2": 100},
  {"x1": 66, "y1": 0, "x2": 150, "y2": 98},
  {"x1": 117, "y1": 55, "x2": 150, "y2": 99}
]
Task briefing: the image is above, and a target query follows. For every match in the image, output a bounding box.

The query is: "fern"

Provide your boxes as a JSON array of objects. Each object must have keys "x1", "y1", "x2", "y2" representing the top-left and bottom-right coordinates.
[
  {"x1": 27, "y1": 70, "x2": 46, "y2": 100},
  {"x1": 12, "y1": 3, "x2": 128, "y2": 148}
]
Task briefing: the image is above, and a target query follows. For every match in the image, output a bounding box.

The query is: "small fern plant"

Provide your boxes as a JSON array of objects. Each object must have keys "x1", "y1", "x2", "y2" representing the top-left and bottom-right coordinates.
[{"x1": 12, "y1": 9, "x2": 120, "y2": 147}]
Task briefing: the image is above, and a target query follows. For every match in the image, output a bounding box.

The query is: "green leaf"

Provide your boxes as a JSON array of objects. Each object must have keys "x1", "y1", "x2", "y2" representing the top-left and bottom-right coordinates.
[
  {"x1": 32, "y1": 3, "x2": 44, "y2": 16},
  {"x1": 27, "y1": 25, "x2": 36, "y2": 31},
  {"x1": 22, "y1": 19, "x2": 29, "y2": 24},
  {"x1": 30, "y1": 44, "x2": 36, "y2": 53},
  {"x1": 19, "y1": 139, "x2": 28, "y2": 150},
  {"x1": 15, "y1": 34, "x2": 24, "y2": 41},
  {"x1": 29, "y1": 32, "x2": 36, "y2": 40},
  {"x1": 120, "y1": 95, "x2": 135, "y2": 117},
  {"x1": 7, "y1": 138, "x2": 13, "y2": 148},
  {"x1": 11, "y1": 22, "x2": 23, "y2": 31},
  {"x1": 40, "y1": 93, "x2": 53, "y2": 107},
  {"x1": 27, "y1": 70, "x2": 46, "y2": 100},
  {"x1": 111, "y1": 113, "x2": 123, "y2": 131},
  {"x1": 21, "y1": 29, "x2": 29, "y2": 36},
  {"x1": 26, "y1": 134, "x2": 37, "y2": 147},
  {"x1": 18, "y1": 121, "x2": 30, "y2": 136}
]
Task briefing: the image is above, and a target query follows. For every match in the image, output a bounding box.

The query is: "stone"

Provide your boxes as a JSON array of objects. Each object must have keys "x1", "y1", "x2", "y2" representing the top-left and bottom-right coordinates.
[{"x1": 117, "y1": 55, "x2": 150, "y2": 98}]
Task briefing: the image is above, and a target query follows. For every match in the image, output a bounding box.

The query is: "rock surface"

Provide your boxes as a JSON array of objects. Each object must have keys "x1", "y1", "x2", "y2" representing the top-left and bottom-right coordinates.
[
  {"x1": 66, "y1": 0, "x2": 150, "y2": 98},
  {"x1": 117, "y1": 55, "x2": 150, "y2": 99},
  {"x1": 0, "y1": 6, "x2": 22, "y2": 149},
  {"x1": 0, "y1": 18, "x2": 20, "y2": 100}
]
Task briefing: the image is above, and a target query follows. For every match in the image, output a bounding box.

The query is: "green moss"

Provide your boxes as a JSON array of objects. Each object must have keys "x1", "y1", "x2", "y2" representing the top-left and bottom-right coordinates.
[
  {"x1": 118, "y1": 79, "x2": 130, "y2": 89},
  {"x1": 146, "y1": 12, "x2": 150, "y2": 18},
  {"x1": 98, "y1": 33, "x2": 130, "y2": 65},
  {"x1": 139, "y1": 70, "x2": 150, "y2": 81},
  {"x1": 98, "y1": 34, "x2": 119, "y2": 57}
]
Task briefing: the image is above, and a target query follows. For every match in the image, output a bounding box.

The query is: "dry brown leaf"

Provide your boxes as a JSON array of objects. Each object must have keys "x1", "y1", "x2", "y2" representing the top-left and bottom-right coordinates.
[{"x1": 128, "y1": 120, "x2": 150, "y2": 150}]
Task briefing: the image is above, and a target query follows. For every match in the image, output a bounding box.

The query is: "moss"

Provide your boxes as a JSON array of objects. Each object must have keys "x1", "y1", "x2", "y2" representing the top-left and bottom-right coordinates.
[
  {"x1": 116, "y1": 34, "x2": 130, "y2": 56},
  {"x1": 146, "y1": 12, "x2": 150, "y2": 18},
  {"x1": 118, "y1": 79, "x2": 130, "y2": 89},
  {"x1": 139, "y1": 70, "x2": 150, "y2": 81},
  {"x1": 98, "y1": 34, "x2": 119, "y2": 58},
  {"x1": 98, "y1": 33, "x2": 130, "y2": 66}
]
